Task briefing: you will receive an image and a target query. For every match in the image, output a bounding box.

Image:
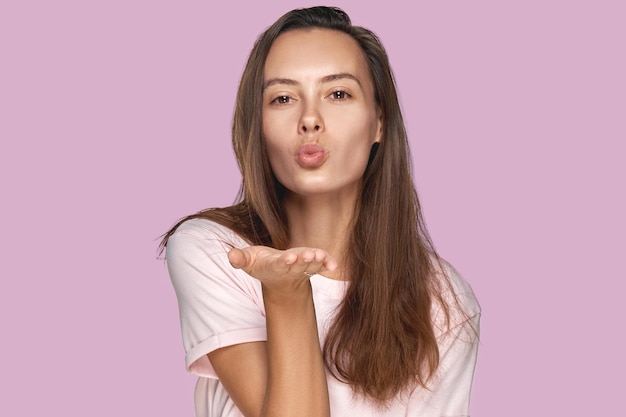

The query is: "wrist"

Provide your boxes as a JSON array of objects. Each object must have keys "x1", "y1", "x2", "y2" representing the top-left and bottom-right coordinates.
[{"x1": 262, "y1": 281, "x2": 313, "y2": 309}]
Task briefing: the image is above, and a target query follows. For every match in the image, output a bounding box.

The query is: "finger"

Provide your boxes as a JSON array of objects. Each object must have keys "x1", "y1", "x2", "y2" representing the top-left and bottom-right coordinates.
[
  {"x1": 279, "y1": 251, "x2": 298, "y2": 266},
  {"x1": 310, "y1": 248, "x2": 338, "y2": 272},
  {"x1": 309, "y1": 249, "x2": 338, "y2": 274},
  {"x1": 302, "y1": 249, "x2": 326, "y2": 274},
  {"x1": 227, "y1": 248, "x2": 249, "y2": 269},
  {"x1": 306, "y1": 256, "x2": 338, "y2": 276},
  {"x1": 273, "y1": 248, "x2": 309, "y2": 275},
  {"x1": 322, "y1": 256, "x2": 338, "y2": 272},
  {"x1": 292, "y1": 248, "x2": 332, "y2": 276}
]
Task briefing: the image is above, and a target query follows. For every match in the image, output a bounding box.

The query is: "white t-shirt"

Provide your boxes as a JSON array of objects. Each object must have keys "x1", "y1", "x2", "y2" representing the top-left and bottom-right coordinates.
[{"x1": 167, "y1": 218, "x2": 481, "y2": 417}]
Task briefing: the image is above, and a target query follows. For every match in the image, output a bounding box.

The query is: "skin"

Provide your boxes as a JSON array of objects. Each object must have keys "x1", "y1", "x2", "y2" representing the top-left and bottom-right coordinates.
[{"x1": 208, "y1": 28, "x2": 382, "y2": 417}]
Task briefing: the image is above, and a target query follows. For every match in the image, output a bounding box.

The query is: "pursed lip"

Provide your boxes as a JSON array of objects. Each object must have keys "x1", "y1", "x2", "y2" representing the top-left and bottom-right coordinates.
[{"x1": 295, "y1": 143, "x2": 328, "y2": 168}]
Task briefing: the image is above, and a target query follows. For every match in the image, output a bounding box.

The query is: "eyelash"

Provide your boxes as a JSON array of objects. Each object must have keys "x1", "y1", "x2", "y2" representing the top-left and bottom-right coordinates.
[
  {"x1": 327, "y1": 90, "x2": 351, "y2": 100},
  {"x1": 269, "y1": 90, "x2": 352, "y2": 105},
  {"x1": 270, "y1": 95, "x2": 294, "y2": 105}
]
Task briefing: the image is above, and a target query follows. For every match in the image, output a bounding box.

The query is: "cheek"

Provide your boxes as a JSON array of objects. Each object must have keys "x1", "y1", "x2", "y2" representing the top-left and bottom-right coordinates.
[
  {"x1": 332, "y1": 113, "x2": 379, "y2": 150},
  {"x1": 263, "y1": 117, "x2": 286, "y2": 160},
  {"x1": 331, "y1": 129, "x2": 376, "y2": 176},
  {"x1": 263, "y1": 136, "x2": 294, "y2": 183},
  {"x1": 264, "y1": 141, "x2": 286, "y2": 172},
  {"x1": 262, "y1": 112, "x2": 296, "y2": 151},
  {"x1": 331, "y1": 106, "x2": 379, "y2": 138}
]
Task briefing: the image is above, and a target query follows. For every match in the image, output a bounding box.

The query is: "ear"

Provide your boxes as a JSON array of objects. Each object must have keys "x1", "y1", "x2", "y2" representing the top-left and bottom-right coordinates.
[{"x1": 373, "y1": 109, "x2": 383, "y2": 144}]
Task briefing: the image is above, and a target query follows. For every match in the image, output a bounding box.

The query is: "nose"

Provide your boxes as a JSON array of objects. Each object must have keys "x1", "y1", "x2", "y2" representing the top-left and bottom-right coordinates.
[
  {"x1": 301, "y1": 123, "x2": 320, "y2": 133},
  {"x1": 299, "y1": 102, "x2": 324, "y2": 134}
]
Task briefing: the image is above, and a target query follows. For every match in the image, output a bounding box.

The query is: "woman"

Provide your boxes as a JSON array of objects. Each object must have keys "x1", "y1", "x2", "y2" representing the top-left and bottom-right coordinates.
[{"x1": 162, "y1": 6, "x2": 480, "y2": 417}]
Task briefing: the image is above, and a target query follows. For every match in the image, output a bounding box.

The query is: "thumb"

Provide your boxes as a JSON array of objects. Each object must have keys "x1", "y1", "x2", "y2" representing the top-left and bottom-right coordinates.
[{"x1": 227, "y1": 247, "x2": 249, "y2": 269}]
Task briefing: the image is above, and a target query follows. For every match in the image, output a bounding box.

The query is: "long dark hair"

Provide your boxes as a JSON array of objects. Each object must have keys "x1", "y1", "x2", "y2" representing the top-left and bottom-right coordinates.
[{"x1": 161, "y1": 6, "x2": 456, "y2": 404}]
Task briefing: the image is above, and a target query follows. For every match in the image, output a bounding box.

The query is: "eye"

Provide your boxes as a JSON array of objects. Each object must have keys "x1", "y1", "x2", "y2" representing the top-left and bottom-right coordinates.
[
  {"x1": 270, "y1": 95, "x2": 294, "y2": 105},
  {"x1": 328, "y1": 90, "x2": 351, "y2": 100}
]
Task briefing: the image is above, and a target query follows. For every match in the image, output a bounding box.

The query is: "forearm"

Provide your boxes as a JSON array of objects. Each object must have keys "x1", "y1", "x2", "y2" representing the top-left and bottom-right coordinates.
[{"x1": 262, "y1": 283, "x2": 330, "y2": 417}]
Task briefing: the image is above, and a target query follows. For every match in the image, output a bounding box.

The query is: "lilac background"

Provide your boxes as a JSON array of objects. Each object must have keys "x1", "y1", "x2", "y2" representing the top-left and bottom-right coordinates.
[{"x1": 1, "y1": 1, "x2": 624, "y2": 415}]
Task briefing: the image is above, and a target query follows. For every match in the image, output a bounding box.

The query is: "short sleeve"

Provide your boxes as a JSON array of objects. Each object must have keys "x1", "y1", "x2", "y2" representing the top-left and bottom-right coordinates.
[
  {"x1": 166, "y1": 219, "x2": 267, "y2": 378},
  {"x1": 407, "y1": 261, "x2": 481, "y2": 416},
  {"x1": 408, "y1": 313, "x2": 480, "y2": 416}
]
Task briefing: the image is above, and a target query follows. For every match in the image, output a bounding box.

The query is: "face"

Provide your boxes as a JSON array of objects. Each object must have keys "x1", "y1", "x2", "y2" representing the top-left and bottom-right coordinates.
[{"x1": 262, "y1": 28, "x2": 382, "y2": 200}]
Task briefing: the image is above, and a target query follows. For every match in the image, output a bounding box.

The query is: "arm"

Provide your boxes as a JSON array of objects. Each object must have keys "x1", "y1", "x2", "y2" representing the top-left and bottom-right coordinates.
[{"x1": 208, "y1": 246, "x2": 336, "y2": 417}]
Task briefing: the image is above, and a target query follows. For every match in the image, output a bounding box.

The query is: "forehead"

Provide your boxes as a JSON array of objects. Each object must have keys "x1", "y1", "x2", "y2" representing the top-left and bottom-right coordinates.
[{"x1": 264, "y1": 28, "x2": 371, "y2": 83}]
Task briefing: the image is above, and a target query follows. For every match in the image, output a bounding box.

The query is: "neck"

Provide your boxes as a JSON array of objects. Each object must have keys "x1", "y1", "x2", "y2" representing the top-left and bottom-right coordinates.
[{"x1": 283, "y1": 190, "x2": 359, "y2": 280}]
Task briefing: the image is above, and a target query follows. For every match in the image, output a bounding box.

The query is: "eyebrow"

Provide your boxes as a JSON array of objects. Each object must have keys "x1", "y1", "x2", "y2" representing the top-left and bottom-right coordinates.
[{"x1": 263, "y1": 72, "x2": 362, "y2": 90}]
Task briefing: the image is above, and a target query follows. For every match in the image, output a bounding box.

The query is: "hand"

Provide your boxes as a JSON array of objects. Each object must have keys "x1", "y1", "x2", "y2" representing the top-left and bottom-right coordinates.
[{"x1": 228, "y1": 246, "x2": 337, "y2": 295}]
